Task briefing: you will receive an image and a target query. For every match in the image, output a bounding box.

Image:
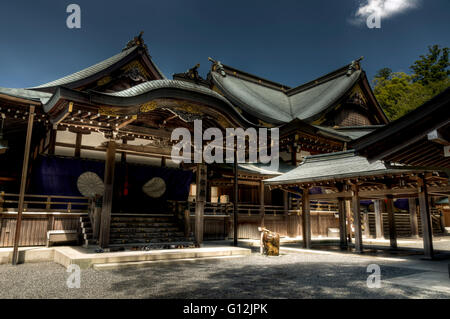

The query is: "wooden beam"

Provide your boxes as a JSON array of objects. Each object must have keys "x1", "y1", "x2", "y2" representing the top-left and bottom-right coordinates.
[
  {"x1": 301, "y1": 188, "x2": 311, "y2": 249},
  {"x1": 408, "y1": 198, "x2": 419, "y2": 238},
  {"x1": 352, "y1": 184, "x2": 363, "y2": 253},
  {"x1": 116, "y1": 115, "x2": 137, "y2": 129},
  {"x1": 99, "y1": 141, "x2": 116, "y2": 248},
  {"x1": 12, "y1": 105, "x2": 35, "y2": 265},
  {"x1": 374, "y1": 200, "x2": 385, "y2": 239},
  {"x1": 418, "y1": 176, "x2": 434, "y2": 259}
]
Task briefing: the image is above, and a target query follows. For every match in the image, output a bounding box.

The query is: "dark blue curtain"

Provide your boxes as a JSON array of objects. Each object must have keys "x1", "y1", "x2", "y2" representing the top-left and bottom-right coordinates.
[{"x1": 29, "y1": 156, "x2": 193, "y2": 213}]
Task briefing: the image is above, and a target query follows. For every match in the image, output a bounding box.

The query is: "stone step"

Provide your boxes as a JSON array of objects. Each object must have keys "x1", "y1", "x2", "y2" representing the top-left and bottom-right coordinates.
[
  {"x1": 93, "y1": 255, "x2": 249, "y2": 270},
  {"x1": 53, "y1": 246, "x2": 252, "y2": 269}
]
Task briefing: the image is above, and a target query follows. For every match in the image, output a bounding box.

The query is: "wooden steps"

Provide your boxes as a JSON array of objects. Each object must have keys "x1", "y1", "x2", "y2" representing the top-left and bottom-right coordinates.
[{"x1": 80, "y1": 214, "x2": 194, "y2": 247}]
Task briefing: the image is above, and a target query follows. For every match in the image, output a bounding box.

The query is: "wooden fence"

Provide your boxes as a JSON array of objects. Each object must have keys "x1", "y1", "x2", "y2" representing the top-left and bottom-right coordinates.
[{"x1": 0, "y1": 193, "x2": 89, "y2": 247}]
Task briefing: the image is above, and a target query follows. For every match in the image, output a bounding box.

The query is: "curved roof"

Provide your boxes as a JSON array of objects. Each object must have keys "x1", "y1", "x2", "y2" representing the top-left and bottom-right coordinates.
[
  {"x1": 211, "y1": 63, "x2": 362, "y2": 124},
  {"x1": 104, "y1": 79, "x2": 229, "y2": 103},
  {"x1": 0, "y1": 87, "x2": 52, "y2": 103},
  {"x1": 42, "y1": 79, "x2": 258, "y2": 127},
  {"x1": 264, "y1": 150, "x2": 405, "y2": 185},
  {"x1": 30, "y1": 46, "x2": 140, "y2": 89}
]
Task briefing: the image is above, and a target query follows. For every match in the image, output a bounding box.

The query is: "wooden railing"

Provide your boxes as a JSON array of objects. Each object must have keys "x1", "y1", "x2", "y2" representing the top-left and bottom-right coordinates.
[
  {"x1": 173, "y1": 201, "x2": 293, "y2": 217},
  {"x1": 0, "y1": 192, "x2": 90, "y2": 213},
  {"x1": 171, "y1": 199, "x2": 339, "y2": 218},
  {"x1": 291, "y1": 198, "x2": 338, "y2": 213}
]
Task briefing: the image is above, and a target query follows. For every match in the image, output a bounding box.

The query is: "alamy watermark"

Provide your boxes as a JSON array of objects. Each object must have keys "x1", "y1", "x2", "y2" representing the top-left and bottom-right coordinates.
[
  {"x1": 366, "y1": 12, "x2": 381, "y2": 29},
  {"x1": 366, "y1": 264, "x2": 381, "y2": 288},
  {"x1": 170, "y1": 120, "x2": 279, "y2": 170},
  {"x1": 66, "y1": 4, "x2": 81, "y2": 29},
  {"x1": 66, "y1": 264, "x2": 81, "y2": 288}
]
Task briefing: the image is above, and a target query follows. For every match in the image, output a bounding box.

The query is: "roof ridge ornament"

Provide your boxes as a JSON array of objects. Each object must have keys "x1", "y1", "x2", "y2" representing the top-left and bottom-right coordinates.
[
  {"x1": 347, "y1": 56, "x2": 364, "y2": 76},
  {"x1": 208, "y1": 57, "x2": 226, "y2": 77},
  {"x1": 123, "y1": 31, "x2": 147, "y2": 52}
]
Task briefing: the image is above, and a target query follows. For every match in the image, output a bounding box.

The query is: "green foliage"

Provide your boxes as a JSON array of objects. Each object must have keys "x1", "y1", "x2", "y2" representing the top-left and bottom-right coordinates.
[
  {"x1": 374, "y1": 45, "x2": 450, "y2": 121},
  {"x1": 410, "y1": 45, "x2": 450, "y2": 85}
]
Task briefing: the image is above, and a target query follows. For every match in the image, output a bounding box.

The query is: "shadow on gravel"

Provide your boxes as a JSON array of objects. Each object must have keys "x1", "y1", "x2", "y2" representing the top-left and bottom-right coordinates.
[{"x1": 106, "y1": 256, "x2": 439, "y2": 299}]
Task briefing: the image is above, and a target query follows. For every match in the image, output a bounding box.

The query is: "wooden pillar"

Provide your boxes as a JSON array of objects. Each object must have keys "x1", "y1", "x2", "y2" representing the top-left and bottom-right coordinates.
[
  {"x1": 352, "y1": 184, "x2": 363, "y2": 253},
  {"x1": 301, "y1": 188, "x2": 311, "y2": 249},
  {"x1": 291, "y1": 143, "x2": 297, "y2": 166},
  {"x1": 418, "y1": 176, "x2": 434, "y2": 259},
  {"x1": 374, "y1": 200, "x2": 385, "y2": 239},
  {"x1": 283, "y1": 191, "x2": 289, "y2": 237},
  {"x1": 408, "y1": 198, "x2": 419, "y2": 238},
  {"x1": 345, "y1": 200, "x2": 352, "y2": 243},
  {"x1": 338, "y1": 197, "x2": 348, "y2": 249},
  {"x1": 99, "y1": 141, "x2": 116, "y2": 248},
  {"x1": 48, "y1": 127, "x2": 56, "y2": 155},
  {"x1": 363, "y1": 208, "x2": 370, "y2": 238},
  {"x1": 121, "y1": 139, "x2": 127, "y2": 164},
  {"x1": 233, "y1": 152, "x2": 239, "y2": 246},
  {"x1": 74, "y1": 132, "x2": 82, "y2": 158},
  {"x1": 12, "y1": 105, "x2": 35, "y2": 265},
  {"x1": 195, "y1": 163, "x2": 207, "y2": 246},
  {"x1": 259, "y1": 180, "x2": 265, "y2": 227},
  {"x1": 386, "y1": 195, "x2": 397, "y2": 249}
]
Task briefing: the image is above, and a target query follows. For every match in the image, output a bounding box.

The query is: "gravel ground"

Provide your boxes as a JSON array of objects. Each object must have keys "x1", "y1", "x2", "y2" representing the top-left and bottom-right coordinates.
[{"x1": 1, "y1": 247, "x2": 450, "y2": 299}]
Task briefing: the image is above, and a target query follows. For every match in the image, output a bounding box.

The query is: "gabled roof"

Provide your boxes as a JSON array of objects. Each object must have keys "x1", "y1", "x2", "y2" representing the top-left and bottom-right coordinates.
[
  {"x1": 264, "y1": 150, "x2": 407, "y2": 185},
  {"x1": 31, "y1": 46, "x2": 140, "y2": 89},
  {"x1": 28, "y1": 34, "x2": 166, "y2": 92},
  {"x1": 209, "y1": 60, "x2": 365, "y2": 125},
  {"x1": 352, "y1": 87, "x2": 450, "y2": 169}
]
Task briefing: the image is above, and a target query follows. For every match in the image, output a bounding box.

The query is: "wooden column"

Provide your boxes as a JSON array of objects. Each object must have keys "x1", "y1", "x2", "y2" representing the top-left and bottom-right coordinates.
[
  {"x1": 408, "y1": 198, "x2": 419, "y2": 238},
  {"x1": 352, "y1": 184, "x2": 363, "y2": 253},
  {"x1": 345, "y1": 200, "x2": 352, "y2": 243},
  {"x1": 12, "y1": 105, "x2": 35, "y2": 265},
  {"x1": 259, "y1": 180, "x2": 265, "y2": 228},
  {"x1": 363, "y1": 208, "x2": 370, "y2": 238},
  {"x1": 233, "y1": 152, "x2": 239, "y2": 246},
  {"x1": 99, "y1": 141, "x2": 116, "y2": 248},
  {"x1": 374, "y1": 200, "x2": 385, "y2": 239},
  {"x1": 301, "y1": 188, "x2": 311, "y2": 249},
  {"x1": 195, "y1": 163, "x2": 207, "y2": 246},
  {"x1": 48, "y1": 127, "x2": 56, "y2": 155},
  {"x1": 386, "y1": 195, "x2": 397, "y2": 249},
  {"x1": 338, "y1": 197, "x2": 348, "y2": 249},
  {"x1": 283, "y1": 191, "x2": 289, "y2": 236},
  {"x1": 121, "y1": 139, "x2": 127, "y2": 164},
  {"x1": 418, "y1": 176, "x2": 434, "y2": 259},
  {"x1": 74, "y1": 132, "x2": 82, "y2": 158}
]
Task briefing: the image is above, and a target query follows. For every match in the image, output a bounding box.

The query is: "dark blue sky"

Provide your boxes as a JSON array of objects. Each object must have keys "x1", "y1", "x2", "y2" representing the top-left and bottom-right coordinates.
[{"x1": 0, "y1": 0, "x2": 449, "y2": 88}]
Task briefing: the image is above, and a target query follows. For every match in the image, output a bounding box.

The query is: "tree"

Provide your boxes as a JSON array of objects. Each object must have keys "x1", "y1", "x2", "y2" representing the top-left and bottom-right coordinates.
[
  {"x1": 374, "y1": 45, "x2": 449, "y2": 121},
  {"x1": 410, "y1": 45, "x2": 449, "y2": 85}
]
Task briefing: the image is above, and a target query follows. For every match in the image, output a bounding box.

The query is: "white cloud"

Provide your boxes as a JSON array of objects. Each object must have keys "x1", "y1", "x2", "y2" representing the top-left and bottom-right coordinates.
[{"x1": 350, "y1": 0, "x2": 420, "y2": 25}]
